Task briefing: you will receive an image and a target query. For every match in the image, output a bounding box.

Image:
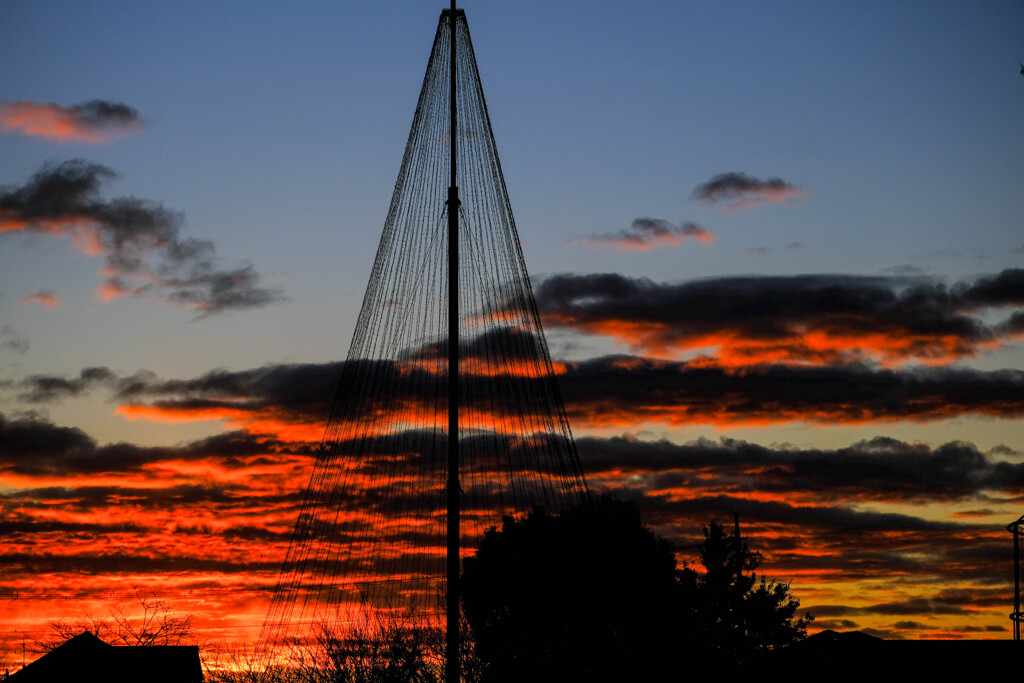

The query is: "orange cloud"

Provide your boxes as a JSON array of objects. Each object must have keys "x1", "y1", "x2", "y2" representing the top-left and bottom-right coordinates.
[
  {"x1": 580, "y1": 218, "x2": 715, "y2": 251},
  {"x1": 18, "y1": 290, "x2": 60, "y2": 308},
  {"x1": 540, "y1": 314, "x2": 997, "y2": 368},
  {"x1": 0, "y1": 100, "x2": 143, "y2": 143},
  {"x1": 3, "y1": 409, "x2": 1020, "y2": 664},
  {"x1": 535, "y1": 271, "x2": 1024, "y2": 368}
]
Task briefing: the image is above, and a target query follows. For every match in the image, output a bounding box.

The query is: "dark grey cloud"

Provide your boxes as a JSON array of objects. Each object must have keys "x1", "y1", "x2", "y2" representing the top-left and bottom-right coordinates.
[
  {"x1": 115, "y1": 361, "x2": 344, "y2": 423},
  {"x1": 578, "y1": 217, "x2": 714, "y2": 250},
  {"x1": 959, "y1": 268, "x2": 1024, "y2": 306},
  {"x1": 66, "y1": 100, "x2": 142, "y2": 130},
  {"x1": 595, "y1": 488, "x2": 1006, "y2": 585},
  {"x1": 576, "y1": 435, "x2": 1024, "y2": 502},
  {"x1": 0, "y1": 412, "x2": 310, "y2": 475},
  {"x1": 622, "y1": 492, "x2": 971, "y2": 537},
  {"x1": 0, "y1": 324, "x2": 29, "y2": 354},
  {"x1": 0, "y1": 552, "x2": 277, "y2": 576},
  {"x1": 813, "y1": 619, "x2": 861, "y2": 630},
  {"x1": 558, "y1": 355, "x2": 1024, "y2": 425},
  {"x1": 0, "y1": 159, "x2": 283, "y2": 314},
  {"x1": 15, "y1": 366, "x2": 118, "y2": 403},
  {"x1": 0, "y1": 99, "x2": 144, "y2": 143},
  {"x1": 100, "y1": 351, "x2": 1024, "y2": 428},
  {"x1": 691, "y1": 172, "x2": 809, "y2": 210},
  {"x1": 533, "y1": 270, "x2": 1024, "y2": 365},
  {"x1": 809, "y1": 598, "x2": 968, "y2": 617}
]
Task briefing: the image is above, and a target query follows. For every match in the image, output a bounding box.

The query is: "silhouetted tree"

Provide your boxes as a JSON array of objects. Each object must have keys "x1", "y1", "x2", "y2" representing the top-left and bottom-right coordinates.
[
  {"x1": 37, "y1": 588, "x2": 195, "y2": 653},
  {"x1": 460, "y1": 495, "x2": 686, "y2": 683},
  {"x1": 203, "y1": 606, "x2": 481, "y2": 683},
  {"x1": 681, "y1": 521, "x2": 813, "y2": 668},
  {"x1": 311, "y1": 614, "x2": 440, "y2": 683},
  {"x1": 461, "y1": 500, "x2": 812, "y2": 680}
]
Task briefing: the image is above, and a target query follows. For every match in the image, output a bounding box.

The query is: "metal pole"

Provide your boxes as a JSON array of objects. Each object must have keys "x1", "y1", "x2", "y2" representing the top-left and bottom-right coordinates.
[
  {"x1": 1016, "y1": 523, "x2": 1021, "y2": 641},
  {"x1": 445, "y1": 2, "x2": 461, "y2": 681},
  {"x1": 1003, "y1": 516, "x2": 1019, "y2": 643},
  {"x1": 1011, "y1": 516, "x2": 1023, "y2": 641}
]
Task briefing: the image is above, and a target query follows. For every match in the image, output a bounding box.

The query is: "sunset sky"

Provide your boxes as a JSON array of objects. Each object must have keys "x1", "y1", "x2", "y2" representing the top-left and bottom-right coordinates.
[{"x1": 2, "y1": 0, "x2": 1024, "y2": 662}]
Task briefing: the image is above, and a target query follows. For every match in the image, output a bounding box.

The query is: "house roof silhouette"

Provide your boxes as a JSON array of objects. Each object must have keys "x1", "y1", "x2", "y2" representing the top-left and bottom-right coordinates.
[{"x1": 6, "y1": 632, "x2": 202, "y2": 683}]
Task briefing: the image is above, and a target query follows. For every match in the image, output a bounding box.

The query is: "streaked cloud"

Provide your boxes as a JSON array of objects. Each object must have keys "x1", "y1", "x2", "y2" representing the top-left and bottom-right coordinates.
[
  {"x1": 691, "y1": 172, "x2": 809, "y2": 211},
  {"x1": 12, "y1": 366, "x2": 119, "y2": 403},
  {"x1": 24, "y1": 353, "x2": 1013, "y2": 431},
  {"x1": 577, "y1": 435, "x2": 1024, "y2": 503},
  {"x1": 534, "y1": 270, "x2": 1024, "y2": 366},
  {"x1": 0, "y1": 160, "x2": 283, "y2": 315},
  {"x1": 578, "y1": 217, "x2": 714, "y2": 251},
  {"x1": 0, "y1": 100, "x2": 143, "y2": 143},
  {"x1": 558, "y1": 356, "x2": 1024, "y2": 427},
  {"x1": 0, "y1": 408, "x2": 1016, "y2": 646}
]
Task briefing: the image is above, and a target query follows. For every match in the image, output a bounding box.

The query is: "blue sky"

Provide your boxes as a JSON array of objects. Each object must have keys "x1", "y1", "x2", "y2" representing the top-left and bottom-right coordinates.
[{"x1": 3, "y1": 0, "x2": 1022, "y2": 443}]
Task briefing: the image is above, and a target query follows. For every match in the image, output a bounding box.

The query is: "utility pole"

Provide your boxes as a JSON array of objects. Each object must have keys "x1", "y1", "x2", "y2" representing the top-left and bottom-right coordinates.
[{"x1": 1009, "y1": 514, "x2": 1024, "y2": 640}]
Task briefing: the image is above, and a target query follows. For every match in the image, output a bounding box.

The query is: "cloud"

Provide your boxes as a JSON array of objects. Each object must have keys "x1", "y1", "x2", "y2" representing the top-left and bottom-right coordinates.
[
  {"x1": 534, "y1": 270, "x2": 1024, "y2": 366},
  {"x1": 91, "y1": 353, "x2": 1024, "y2": 433},
  {"x1": 0, "y1": 100, "x2": 143, "y2": 143},
  {"x1": 19, "y1": 289, "x2": 59, "y2": 307},
  {"x1": 12, "y1": 366, "x2": 119, "y2": 403},
  {"x1": 958, "y1": 268, "x2": 1024, "y2": 306},
  {"x1": 0, "y1": 405, "x2": 1017, "y2": 648},
  {"x1": 0, "y1": 160, "x2": 283, "y2": 314},
  {"x1": 558, "y1": 356, "x2": 1024, "y2": 427},
  {"x1": 577, "y1": 435, "x2": 1024, "y2": 503},
  {"x1": 691, "y1": 172, "x2": 810, "y2": 210},
  {"x1": 0, "y1": 412, "x2": 282, "y2": 475},
  {"x1": 579, "y1": 218, "x2": 714, "y2": 251},
  {"x1": 0, "y1": 325, "x2": 29, "y2": 354},
  {"x1": 811, "y1": 598, "x2": 968, "y2": 617}
]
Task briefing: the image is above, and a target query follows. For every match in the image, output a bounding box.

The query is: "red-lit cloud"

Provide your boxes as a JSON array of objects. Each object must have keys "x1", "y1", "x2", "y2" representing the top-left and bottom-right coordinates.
[
  {"x1": 3, "y1": 260, "x2": 1023, "y2": 656},
  {"x1": 104, "y1": 359, "x2": 1024, "y2": 429},
  {"x1": 534, "y1": 271, "x2": 1024, "y2": 366},
  {"x1": 0, "y1": 100, "x2": 143, "y2": 143},
  {"x1": 9, "y1": 351, "x2": 1024, "y2": 433},
  {"x1": 579, "y1": 218, "x2": 715, "y2": 251},
  {"x1": 1, "y1": 409, "x2": 1017, "y2": 658},
  {"x1": 18, "y1": 289, "x2": 60, "y2": 308}
]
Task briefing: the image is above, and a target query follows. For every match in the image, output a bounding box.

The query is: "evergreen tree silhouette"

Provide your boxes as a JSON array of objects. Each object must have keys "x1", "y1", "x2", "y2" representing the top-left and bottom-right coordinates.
[{"x1": 681, "y1": 521, "x2": 812, "y2": 668}]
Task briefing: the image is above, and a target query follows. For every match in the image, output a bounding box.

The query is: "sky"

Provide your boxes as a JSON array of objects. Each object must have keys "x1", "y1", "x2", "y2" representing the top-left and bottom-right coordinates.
[{"x1": 2, "y1": 0, "x2": 1024, "y2": 662}]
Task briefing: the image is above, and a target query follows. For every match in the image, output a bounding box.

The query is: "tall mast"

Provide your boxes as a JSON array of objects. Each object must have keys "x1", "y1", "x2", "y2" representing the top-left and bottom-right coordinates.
[{"x1": 445, "y1": 1, "x2": 461, "y2": 681}]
